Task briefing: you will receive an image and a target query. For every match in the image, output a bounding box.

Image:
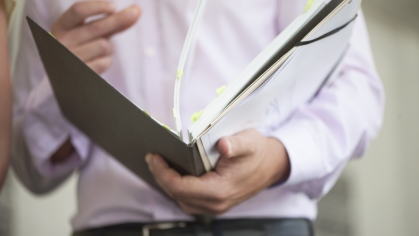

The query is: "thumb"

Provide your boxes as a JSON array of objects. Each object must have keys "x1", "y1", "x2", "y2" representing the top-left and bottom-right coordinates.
[{"x1": 217, "y1": 130, "x2": 259, "y2": 158}]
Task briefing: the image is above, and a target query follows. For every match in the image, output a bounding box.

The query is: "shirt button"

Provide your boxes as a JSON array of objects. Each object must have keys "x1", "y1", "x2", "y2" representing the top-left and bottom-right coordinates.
[{"x1": 144, "y1": 47, "x2": 156, "y2": 57}]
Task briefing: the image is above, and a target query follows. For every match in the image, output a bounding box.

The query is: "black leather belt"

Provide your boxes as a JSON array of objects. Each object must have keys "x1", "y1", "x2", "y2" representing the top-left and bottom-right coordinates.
[{"x1": 73, "y1": 218, "x2": 313, "y2": 236}]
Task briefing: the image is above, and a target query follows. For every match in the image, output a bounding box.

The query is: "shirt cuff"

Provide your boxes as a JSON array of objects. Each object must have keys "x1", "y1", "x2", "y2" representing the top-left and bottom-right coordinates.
[
  {"x1": 264, "y1": 118, "x2": 327, "y2": 187},
  {"x1": 23, "y1": 77, "x2": 91, "y2": 177}
]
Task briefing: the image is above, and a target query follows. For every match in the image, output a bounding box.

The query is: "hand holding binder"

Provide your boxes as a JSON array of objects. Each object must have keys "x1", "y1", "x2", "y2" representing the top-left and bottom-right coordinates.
[{"x1": 146, "y1": 129, "x2": 290, "y2": 215}]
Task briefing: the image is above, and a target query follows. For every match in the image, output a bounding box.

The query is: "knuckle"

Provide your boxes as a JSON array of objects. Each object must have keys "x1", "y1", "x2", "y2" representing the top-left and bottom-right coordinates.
[
  {"x1": 95, "y1": 63, "x2": 106, "y2": 73},
  {"x1": 88, "y1": 22, "x2": 103, "y2": 36},
  {"x1": 212, "y1": 191, "x2": 228, "y2": 202},
  {"x1": 70, "y1": 3, "x2": 86, "y2": 17},
  {"x1": 95, "y1": 58, "x2": 112, "y2": 73},
  {"x1": 97, "y1": 39, "x2": 110, "y2": 53},
  {"x1": 212, "y1": 203, "x2": 229, "y2": 215}
]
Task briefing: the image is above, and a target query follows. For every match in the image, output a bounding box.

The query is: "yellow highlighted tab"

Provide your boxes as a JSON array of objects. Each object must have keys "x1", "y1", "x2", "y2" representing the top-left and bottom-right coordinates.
[
  {"x1": 216, "y1": 85, "x2": 227, "y2": 96},
  {"x1": 48, "y1": 32, "x2": 56, "y2": 39},
  {"x1": 162, "y1": 124, "x2": 171, "y2": 131},
  {"x1": 173, "y1": 108, "x2": 177, "y2": 119},
  {"x1": 176, "y1": 70, "x2": 184, "y2": 80},
  {"x1": 190, "y1": 110, "x2": 203, "y2": 123},
  {"x1": 304, "y1": 0, "x2": 315, "y2": 12},
  {"x1": 143, "y1": 110, "x2": 151, "y2": 117}
]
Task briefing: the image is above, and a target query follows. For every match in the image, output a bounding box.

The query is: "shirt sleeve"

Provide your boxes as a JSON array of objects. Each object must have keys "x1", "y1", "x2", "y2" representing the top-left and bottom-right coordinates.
[
  {"x1": 21, "y1": 77, "x2": 91, "y2": 177},
  {"x1": 11, "y1": 0, "x2": 91, "y2": 188},
  {"x1": 267, "y1": 12, "x2": 385, "y2": 199}
]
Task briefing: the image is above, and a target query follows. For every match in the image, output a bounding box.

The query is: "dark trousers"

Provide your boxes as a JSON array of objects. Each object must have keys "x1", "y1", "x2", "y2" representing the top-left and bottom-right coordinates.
[{"x1": 73, "y1": 218, "x2": 314, "y2": 236}]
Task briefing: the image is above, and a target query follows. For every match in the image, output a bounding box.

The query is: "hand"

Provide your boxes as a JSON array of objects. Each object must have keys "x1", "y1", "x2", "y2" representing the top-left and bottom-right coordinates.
[
  {"x1": 146, "y1": 129, "x2": 291, "y2": 215},
  {"x1": 49, "y1": 1, "x2": 140, "y2": 163},
  {"x1": 51, "y1": 1, "x2": 141, "y2": 74}
]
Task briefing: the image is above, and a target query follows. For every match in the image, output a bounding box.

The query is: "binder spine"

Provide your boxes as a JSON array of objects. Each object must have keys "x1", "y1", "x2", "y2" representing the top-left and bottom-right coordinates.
[{"x1": 189, "y1": 142, "x2": 207, "y2": 176}]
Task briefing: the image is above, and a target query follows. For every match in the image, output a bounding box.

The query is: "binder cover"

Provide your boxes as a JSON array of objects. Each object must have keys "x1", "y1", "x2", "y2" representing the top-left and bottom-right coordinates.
[{"x1": 27, "y1": 18, "x2": 206, "y2": 192}]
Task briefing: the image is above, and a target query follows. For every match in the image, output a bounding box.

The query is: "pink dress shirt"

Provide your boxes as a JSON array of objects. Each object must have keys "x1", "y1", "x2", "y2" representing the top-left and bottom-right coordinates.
[{"x1": 11, "y1": 0, "x2": 384, "y2": 231}]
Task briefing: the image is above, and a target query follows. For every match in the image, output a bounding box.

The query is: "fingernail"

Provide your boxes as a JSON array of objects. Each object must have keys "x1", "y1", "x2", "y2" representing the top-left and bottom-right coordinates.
[
  {"x1": 127, "y1": 6, "x2": 140, "y2": 19},
  {"x1": 108, "y1": 2, "x2": 117, "y2": 11},
  {"x1": 225, "y1": 139, "x2": 232, "y2": 156},
  {"x1": 145, "y1": 153, "x2": 153, "y2": 165}
]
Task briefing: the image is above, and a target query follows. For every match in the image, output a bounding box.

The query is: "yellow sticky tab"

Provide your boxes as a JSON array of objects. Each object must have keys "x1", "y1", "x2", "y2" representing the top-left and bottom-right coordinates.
[
  {"x1": 190, "y1": 110, "x2": 203, "y2": 123},
  {"x1": 176, "y1": 70, "x2": 183, "y2": 80},
  {"x1": 304, "y1": 0, "x2": 315, "y2": 12},
  {"x1": 216, "y1": 85, "x2": 227, "y2": 96},
  {"x1": 143, "y1": 110, "x2": 151, "y2": 117},
  {"x1": 48, "y1": 32, "x2": 56, "y2": 39},
  {"x1": 162, "y1": 124, "x2": 171, "y2": 131},
  {"x1": 173, "y1": 108, "x2": 177, "y2": 119}
]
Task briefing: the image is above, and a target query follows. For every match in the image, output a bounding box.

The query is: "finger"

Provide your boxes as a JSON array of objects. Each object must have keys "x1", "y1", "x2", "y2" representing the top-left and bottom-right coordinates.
[
  {"x1": 146, "y1": 153, "x2": 180, "y2": 180},
  {"x1": 146, "y1": 154, "x2": 205, "y2": 200},
  {"x1": 86, "y1": 56, "x2": 113, "y2": 74},
  {"x1": 100, "y1": 5, "x2": 141, "y2": 36},
  {"x1": 179, "y1": 182, "x2": 265, "y2": 215},
  {"x1": 146, "y1": 154, "x2": 223, "y2": 201},
  {"x1": 179, "y1": 200, "x2": 231, "y2": 215},
  {"x1": 64, "y1": 5, "x2": 140, "y2": 46},
  {"x1": 217, "y1": 129, "x2": 261, "y2": 158},
  {"x1": 56, "y1": 1, "x2": 116, "y2": 30},
  {"x1": 178, "y1": 202, "x2": 210, "y2": 215},
  {"x1": 146, "y1": 153, "x2": 183, "y2": 196},
  {"x1": 72, "y1": 38, "x2": 114, "y2": 62}
]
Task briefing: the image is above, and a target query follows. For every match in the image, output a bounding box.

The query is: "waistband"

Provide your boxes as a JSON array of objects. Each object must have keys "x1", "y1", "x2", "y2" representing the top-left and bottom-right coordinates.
[{"x1": 73, "y1": 218, "x2": 314, "y2": 236}]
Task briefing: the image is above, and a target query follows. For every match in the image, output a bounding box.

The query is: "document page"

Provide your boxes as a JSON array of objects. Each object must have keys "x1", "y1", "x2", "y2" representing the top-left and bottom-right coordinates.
[{"x1": 200, "y1": 0, "x2": 359, "y2": 167}]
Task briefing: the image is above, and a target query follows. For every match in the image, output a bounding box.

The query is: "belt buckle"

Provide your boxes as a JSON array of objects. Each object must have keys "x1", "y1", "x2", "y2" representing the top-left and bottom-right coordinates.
[{"x1": 142, "y1": 222, "x2": 187, "y2": 236}]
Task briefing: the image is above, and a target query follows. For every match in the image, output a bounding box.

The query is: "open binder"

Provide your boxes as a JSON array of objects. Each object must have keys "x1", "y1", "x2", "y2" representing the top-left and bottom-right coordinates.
[{"x1": 27, "y1": 0, "x2": 361, "y2": 192}]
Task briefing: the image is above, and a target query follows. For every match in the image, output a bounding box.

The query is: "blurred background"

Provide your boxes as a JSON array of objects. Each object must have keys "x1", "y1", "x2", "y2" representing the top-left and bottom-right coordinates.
[{"x1": 1, "y1": 0, "x2": 419, "y2": 235}]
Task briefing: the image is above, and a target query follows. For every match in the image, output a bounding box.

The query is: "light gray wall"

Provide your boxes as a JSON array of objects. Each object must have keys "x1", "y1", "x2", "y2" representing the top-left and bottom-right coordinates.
[
  {"x1": 8, "y1": 172, "x2": 77, "y2": 236},
  {"x1": 0, "y1": 176, "x2": 12, "y2": 235},
  {"x1": 347, "y1": 4, "x2": 419, "y2": 236}
]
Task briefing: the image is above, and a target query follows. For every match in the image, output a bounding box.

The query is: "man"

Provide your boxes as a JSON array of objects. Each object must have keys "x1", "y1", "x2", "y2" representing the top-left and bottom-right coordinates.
[
  {"x1": 0, "y1": 0, "x2": 12, "y2": 191},
  {"x1": 12, "y1": 0, "x2": 384, "y2": 235}
]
